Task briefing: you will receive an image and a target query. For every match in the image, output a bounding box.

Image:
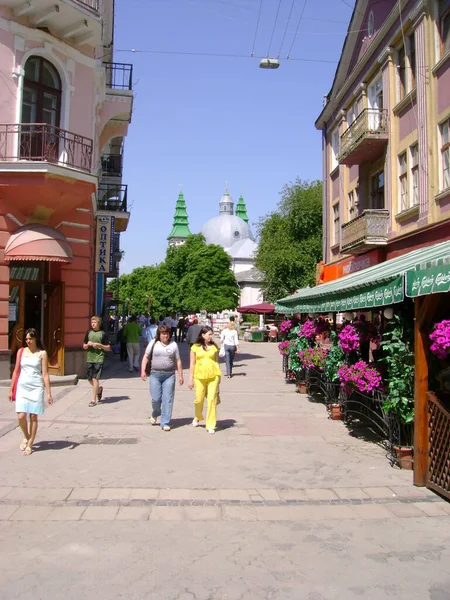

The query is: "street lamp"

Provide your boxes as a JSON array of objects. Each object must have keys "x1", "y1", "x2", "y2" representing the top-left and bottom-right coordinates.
[{"x1": 259, "y1": 58, "x2": 280, "y2": 69}]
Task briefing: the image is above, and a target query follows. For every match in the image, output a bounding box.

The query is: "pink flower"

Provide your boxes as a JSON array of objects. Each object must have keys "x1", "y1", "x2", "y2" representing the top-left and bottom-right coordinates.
[
  {"x1": 338, "y1": 361, "x2": 382, "y2": 395},
  {"x1": 299, "y1": 320, "x2": 316, "y2": 340},
  {"x1": 338, "y1": 325, "x2": 360, "y2": 353},
  {"x1": 430, "y1": 320, "x2": 450, "y2": 360}
]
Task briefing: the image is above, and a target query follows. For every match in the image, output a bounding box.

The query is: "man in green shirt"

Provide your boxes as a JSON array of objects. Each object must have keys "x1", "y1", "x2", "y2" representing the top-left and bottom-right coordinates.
[
  {"x1": 83, "y1": 316, "x2": 111, "y2": 407},
  {"x1": 123, "y1": 315, "x2": 142, "y2": 372}
]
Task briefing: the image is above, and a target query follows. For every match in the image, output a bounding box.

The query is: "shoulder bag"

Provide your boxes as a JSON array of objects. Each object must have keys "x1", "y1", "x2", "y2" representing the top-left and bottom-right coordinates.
[{"x1": 145, "y1": 341, "x2": 156, "y2": 376}]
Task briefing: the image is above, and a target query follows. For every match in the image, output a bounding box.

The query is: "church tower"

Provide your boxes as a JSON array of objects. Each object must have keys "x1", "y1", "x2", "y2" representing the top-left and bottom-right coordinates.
[
  {"x1": 235, "y1": 193, "x2": 249, "y2": 224},
  {"x1": 167, "y1": 189, "x2": 192, "y2": 247},
  {"x1": 219, "y1": 187, "x2": 234, "y2": 216}
]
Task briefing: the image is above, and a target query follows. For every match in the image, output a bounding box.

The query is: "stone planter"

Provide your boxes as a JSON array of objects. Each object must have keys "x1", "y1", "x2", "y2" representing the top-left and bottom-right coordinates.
[
  {"x1": 296, "y1": 381, "x2": 307, "y2": 394},
  {"x1": 330, "y1": 403, "x2": 343, "y2": 420},
  {"x1": 393, "y1": 445, "x2": 413, "y2": 470}
]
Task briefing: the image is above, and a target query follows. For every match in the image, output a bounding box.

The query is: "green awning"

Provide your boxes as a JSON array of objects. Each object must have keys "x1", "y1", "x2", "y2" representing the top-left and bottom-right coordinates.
[
  {"x1": 276, "y1": 240, "x2": 450, "y2": 314},
  {"x1": 406, "y1": 261, "x2": 450, "y2": 297}
]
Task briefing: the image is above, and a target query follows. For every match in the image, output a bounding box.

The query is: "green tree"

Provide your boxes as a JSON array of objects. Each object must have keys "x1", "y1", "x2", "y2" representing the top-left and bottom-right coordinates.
[{"x1": 255, "y1": 179, "x2": 322, "y2": 302}]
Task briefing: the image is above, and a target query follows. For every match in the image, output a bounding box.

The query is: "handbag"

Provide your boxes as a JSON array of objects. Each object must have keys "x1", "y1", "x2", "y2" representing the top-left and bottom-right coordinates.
[
  {"x1": 219, "y1": 344, "x2": 225, "y2": 358},
  {"x1": 11, "y1": 347, "x2": 24, "y2": 401},
  {"x1": 145, "y1": 340, "x2": 156, "y2": 376}
]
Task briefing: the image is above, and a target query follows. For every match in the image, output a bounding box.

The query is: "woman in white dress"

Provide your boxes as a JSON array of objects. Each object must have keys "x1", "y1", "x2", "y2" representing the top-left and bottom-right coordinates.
[
  {"x1": 220, "y1": 317, "x2": 240, "y2": 378},
  {"x1": 8, "y1": 328, "x2": 53, "y2": 455}
]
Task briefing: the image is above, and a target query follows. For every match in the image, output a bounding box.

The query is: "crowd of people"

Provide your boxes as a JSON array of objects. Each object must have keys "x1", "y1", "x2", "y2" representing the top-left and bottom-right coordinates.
[{"x1": 8, "y1": 312, "x2": 242, "y2": 452}]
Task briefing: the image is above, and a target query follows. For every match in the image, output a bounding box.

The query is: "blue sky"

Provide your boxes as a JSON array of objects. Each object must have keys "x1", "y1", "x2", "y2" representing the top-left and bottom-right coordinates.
[{"x1": 114, "y1": 0, "x2": 353, "y2": 273}]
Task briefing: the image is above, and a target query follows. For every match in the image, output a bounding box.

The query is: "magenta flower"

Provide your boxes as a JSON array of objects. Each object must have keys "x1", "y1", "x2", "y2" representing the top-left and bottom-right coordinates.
[
  {"x1": 278, "y1": 340, "x2": 290, "y2": 356},
  {"x1": 299, "y1": 320, "x2": 316, "y2": 340},
  {"x1": 298, "y1": 347, "x2": 329, "y2": 370},
  {"x1": 280, "y1": 320, "x2": 293, "y2": 334},
  {"x1": 338, "y1": 324, "x2": 360, "y2": 353},
  {"x1": 338, "y1": 361, "x2": 382, "y2": 395},
  {"x1": 430, "y1": 320, "x2": 450, "y2": 360}
]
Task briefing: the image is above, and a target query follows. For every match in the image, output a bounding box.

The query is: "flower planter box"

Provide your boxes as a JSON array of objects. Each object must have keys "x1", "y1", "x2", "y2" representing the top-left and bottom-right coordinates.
[
  {"x1": 296, "y1": 381, "x2": 307, "y2": 394},
  {"x1": 330, "y1": 403, "x2": 344, "y2": 420}
]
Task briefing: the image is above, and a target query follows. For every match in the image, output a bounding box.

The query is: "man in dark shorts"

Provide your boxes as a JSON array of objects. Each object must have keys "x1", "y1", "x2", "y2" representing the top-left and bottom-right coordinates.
[{"x1": 83, "y1": 315, "x2": 111, "y2": 407}]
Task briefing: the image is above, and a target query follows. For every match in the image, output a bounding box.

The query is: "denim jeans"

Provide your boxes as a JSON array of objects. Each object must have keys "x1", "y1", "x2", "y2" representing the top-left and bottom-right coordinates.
[
  {"x1": 224, "y1": 344, "x2": 236, "y2": 376},
  {"x1": 149, "y1": 371, "x2": 176, "y2": 427}
]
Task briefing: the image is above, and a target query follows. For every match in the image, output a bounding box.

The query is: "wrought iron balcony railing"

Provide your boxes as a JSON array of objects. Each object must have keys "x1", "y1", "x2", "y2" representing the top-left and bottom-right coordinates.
[
  {"x1": 0, "y1": 123, "x2": 93, "y2": 172},
  {"x1": 340, "y1": 209, "x2": 389, "y2": 254},
  {"x1": 97, "y1": 183, "x2": 128, "y2": 212},
  {"x1": 76, "y1": 0, "x2": 100, "y2": 11},
  {"x1": 103, "y1": 62, "x2": 133, "y2": 91},
  {"x1": 338, "y1": 108, "x2": 389, "y2": 164},
  {"x1": 101, "y1": 154, "x2": 123, "y2": 176}
]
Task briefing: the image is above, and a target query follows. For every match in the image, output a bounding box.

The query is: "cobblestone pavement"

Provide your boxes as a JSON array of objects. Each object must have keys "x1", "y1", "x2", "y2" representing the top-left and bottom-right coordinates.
[{"x1": 0, "y1": 341, "x2": 449, "y2": 600}]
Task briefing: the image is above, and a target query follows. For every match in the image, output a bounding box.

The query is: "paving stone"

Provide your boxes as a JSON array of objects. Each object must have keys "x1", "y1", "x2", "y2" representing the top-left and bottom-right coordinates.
[
  {"x1": 255, "y1": 506, "x2": 293, "y2": 521},
  {"x1": 413, "y1": 502, "x2": 450, "y2": 517},
  {"x1": 97, "y1": 488, "x2": 131, "y2": 500},
  {"x1": 10, "y1": 506, "x2": 53, "y2": 521},
  {"x1": 36, "y1": 488, "x2": 72, "y2": 502},
  {"x1": 333, "y1": 487, "x2": 370, "y2": 500},
  {"x1": 305, "y1": 488, "x2": 339, "y2": 501},
  {"x1": 384, "y1": 503, "x2": 428, "y2": 518},
  {"x1": 184, "y1": 506, "x2": 221, "y2": 521},
  {"x1": 0, "y1": 505, "x2": 19, "y2": 520},
  {"x1": 68, "y1": 488, "x2": 100, "y2": 501},
  {"x1": 159, "y1": 489, "x2": 189, "y2": 500},
  {"x1": 390, "y1": 486, "x2": 433, "y2": 498},
  {"x1": 0, "y1": 487, "x2": 12, "y2": 499},
  {"x1": 5, "y1": 487, "x2": 42, "y2": 501},
  {"x1": 81, "y1": 506, "x2": 119, "y2": 520},
  {"x1": 218, "y1": 489, "x2": 250, "y2": 501},
  {"x1": 115, "y1": 506, "x2": 151, "y2": 520},
  {"x1": 289, "y1": 504, "x2": 356, "y2": 520},
  {"x1": 351, "y1": 504, "x2": 393, "y2": 519},
  {"x1": 150, "y1": 506, "x2": 185, "y2": 521},
  {"x1": 47, "y1": 506, "x2": 86, "y2": 521},
  {"x1": 188, "y1": 489, "x2": 219, "y2": 501},
  {"x1": 362, "y1": 487, "x2": 396, "y2": 499},
  {"x1": 129, "y1": 488, "x2": 159, "y2": 500},
  {"x1": 257, "y1": 489, "x2": 280, "y2": 501},
  {"x1": 278, "y1": 489, "x2": 309, "y2": 501},
  {"x1": 221, "y1": 505, "x2": 258, "y2": 521}
]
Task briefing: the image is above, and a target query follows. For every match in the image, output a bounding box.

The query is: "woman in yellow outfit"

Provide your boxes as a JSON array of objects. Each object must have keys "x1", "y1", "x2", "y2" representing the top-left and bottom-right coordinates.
[{"x1": 188, "y1": 326, "x2": 221, "y2": 435}]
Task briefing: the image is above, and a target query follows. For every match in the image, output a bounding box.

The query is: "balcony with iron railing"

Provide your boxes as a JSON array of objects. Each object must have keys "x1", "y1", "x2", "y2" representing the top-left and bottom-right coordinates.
[
  {"x1": 101, "y1": 154, "x2": 123, "y2": 177},
  {"x1": 338, "y1": 109, "x2": 389, "y2": 165},
  {"x1": 97, "y1": 183, "x2": 128, "y2": 213},
  {"x1": 0, "y1": 123, "x2": 93, "y2": 173},
  {"x1": 103, "y1": 62, "x2": 133, "y2": 91},
  {"x1": 340, "y1": 209, "x2": 390, "y2": 255}
]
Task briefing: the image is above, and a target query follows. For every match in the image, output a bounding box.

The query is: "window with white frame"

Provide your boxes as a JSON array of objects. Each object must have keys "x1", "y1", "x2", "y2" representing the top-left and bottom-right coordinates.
[
  {"x1": 371, "y1": 171, "x2": 385, "y2": 209},
  {"x1": 441, "y1": 118, "x2": 450, "y2": 190},
  {"x1": 410, "y1": 144, "x2": 419, "y2": 206},
  {"x1": 398, "y1": 152, "x2": 408, "y2": 211},
  {"x1": 395, "y1": 34, "x2": 416, "y2": 102},
  {"x1": 331, "y1": 128, "x2": 339, "y2": 170},
  {"x1": 439, "y1": 0, "x2": 450, "y2": 56},
  {"x1": 348, "y1": 188, "x2": 358, "y2": 221},
  {"x1": 347, "y1": 101, "x2": 359, "y2": 126},
  {"x1": 332, "y1": 202, "x2": 340, "y2": 246}
]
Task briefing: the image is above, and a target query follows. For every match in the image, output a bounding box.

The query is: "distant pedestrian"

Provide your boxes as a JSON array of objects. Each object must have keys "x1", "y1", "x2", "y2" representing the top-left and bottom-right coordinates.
[
  {"x1": 8, "y1": 328, "x2": 53, "y2": 455},
  {"x1": 171, "y1": 314, "x2": 179, "y2": 342},
  {"x1": 123, "y1": 315, "x2": 142, "y2": 373},
  {"x1": 188, "y1": 326, "x2": 221, "y2": 435},
  {"x1": 177, "y1": 315, "x2": 187, "y2": 342},
  {"x1": 116, "y1": 324, "x2": 127, "y2": 362},
  {"x1": 185, "y1": 318, "x2": 202, "y2": 347},
  {"x1": 220, "y1": 318, "x2": 240, "y2": 378},
  {"x1": 144, "y1": 317, "x2": 158, "y2": 344},
  {"x1": 141, "y1": 325, "x2": 184, "y2": 431},
  {"x1": 83, "y1": 316, "x2": 111, "y2": 407}
]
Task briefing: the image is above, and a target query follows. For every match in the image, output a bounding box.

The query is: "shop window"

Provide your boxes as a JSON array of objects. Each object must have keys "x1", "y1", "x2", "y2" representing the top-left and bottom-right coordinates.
[
  {"x1": 410, "y1": 144, "x2": 419, "y2": 206},
  {"x1": 439, "y1": 0, "x2": 450, "y2": 56},
  {"x1": 332, "y1": 202, "x2": 340, "y2": 246},
  {"x1": 398, "y1": 152, "x2": 408, "y2": 211},
  {"x1": 371, "y1": 171, "x2": 385, "y2": 209},
  {"x1": 441, "y1": 118, "x2": 450, "y2": 190},
  {"x1": 348, "y1": 188, "x2": 358, "y2": 221}
]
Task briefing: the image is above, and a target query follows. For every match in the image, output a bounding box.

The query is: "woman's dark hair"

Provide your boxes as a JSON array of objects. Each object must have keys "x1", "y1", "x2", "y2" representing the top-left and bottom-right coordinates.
[
  {"x1": 195, "y1": 326, "x2": 218, "y2": 350},
  {"x1": 156, "y1": 324, "x2": 171, "y2": 343},
  {"x1": 24, "y1": 328, "x2": 43, "y2": 349}
]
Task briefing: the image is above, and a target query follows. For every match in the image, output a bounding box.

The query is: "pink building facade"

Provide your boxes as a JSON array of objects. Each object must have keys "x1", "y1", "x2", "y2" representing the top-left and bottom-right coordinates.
[{"x1": 0, "y1": 0, "x2": 133, "y2": 377}]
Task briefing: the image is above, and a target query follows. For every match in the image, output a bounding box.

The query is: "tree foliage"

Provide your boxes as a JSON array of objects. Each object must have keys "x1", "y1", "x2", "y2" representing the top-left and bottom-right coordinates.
[
  {"x1": 255, "y1": 179, "x2": 322, "y2": 302},
  {"x1": 107, "y1": 234, "x2": 239, "y2": 314}
]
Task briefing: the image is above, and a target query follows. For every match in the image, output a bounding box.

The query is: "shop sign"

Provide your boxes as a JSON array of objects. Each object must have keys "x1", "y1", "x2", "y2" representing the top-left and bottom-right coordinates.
[
  {"x1": 95, "y1": 216, "x2": 115, "y2": 273},
  {"x1": 406, "y1": 264, "x2": 450, "y2": 297}
]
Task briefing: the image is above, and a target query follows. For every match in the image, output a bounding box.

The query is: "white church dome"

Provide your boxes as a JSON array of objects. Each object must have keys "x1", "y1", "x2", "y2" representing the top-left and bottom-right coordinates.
[{"x1": 201, "y1": 214, "x2": 255, "y2": 250}]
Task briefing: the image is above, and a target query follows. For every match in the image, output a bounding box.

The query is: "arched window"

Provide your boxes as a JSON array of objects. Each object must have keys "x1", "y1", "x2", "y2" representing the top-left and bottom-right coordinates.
[{"x1": 21, "y1": 56, "x2": 61, "y2": 127}]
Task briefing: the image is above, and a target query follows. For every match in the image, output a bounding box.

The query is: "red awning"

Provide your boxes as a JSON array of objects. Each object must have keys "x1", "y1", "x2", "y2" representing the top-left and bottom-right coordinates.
[
  {"x1": 237, "y1": 302, "x2": 276, "y2": 314},
  {"x1": 4, "y1": 224, "x2": 73, "y2": 263}
]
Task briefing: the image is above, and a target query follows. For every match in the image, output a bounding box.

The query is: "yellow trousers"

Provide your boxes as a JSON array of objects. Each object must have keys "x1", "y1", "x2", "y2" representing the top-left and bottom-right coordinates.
[{"x1": 194, "y1": 376, "x2": 220, "y2": 430}]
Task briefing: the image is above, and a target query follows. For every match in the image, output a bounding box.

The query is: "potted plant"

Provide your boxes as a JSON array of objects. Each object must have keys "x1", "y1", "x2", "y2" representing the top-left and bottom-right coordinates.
[{"x1": 380, "y1": 315, "x2": 415, "y2": 469}]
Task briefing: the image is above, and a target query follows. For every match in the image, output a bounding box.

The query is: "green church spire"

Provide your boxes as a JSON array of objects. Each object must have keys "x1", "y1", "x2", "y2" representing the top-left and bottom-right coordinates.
[
  {"x1": 167, "y1": 189, "x2": 192, "y2": 246},
  {"x1": 235, "y1": 193, "x2": 249, "y2": 224}
]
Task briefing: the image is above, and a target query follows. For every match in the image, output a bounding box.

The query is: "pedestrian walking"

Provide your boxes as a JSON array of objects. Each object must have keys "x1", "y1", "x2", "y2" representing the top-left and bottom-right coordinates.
[
  {"x1": 188, "y1": 326, "x2": 221, "y2": 435},
  {"x1": 83, "y1": 316, "x2": 111, "y2": 407},
  {"x1": 171, "y1": 314, "x2": 179, "y2": 342},
  {"x1": 117, "y1": 324, "x2": 127, "y2": 362},
  {"x1": 220, "y1": 317, "x2": 240, "y2": 378},
  {"x1": 144, "y1": 317, "x2": 158, "y2": 344},
  {"x1": 8, "y1": 328, "x2": 53, "y2": 455},
  {"x1": 185, "y1": 317, "x2": 202, "y2": 347},
  {"x1": 177, "y1": 315, "x2": 187, "y2": 342},
  {"x1": 124, "y1": 315, "x2": 142, "y2": 372},
  {"x1": 141, "y1": 325, "x2": 184, "y2": 431}
]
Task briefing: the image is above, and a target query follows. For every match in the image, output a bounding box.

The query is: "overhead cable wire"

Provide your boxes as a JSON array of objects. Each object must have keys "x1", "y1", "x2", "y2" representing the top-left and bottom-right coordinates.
[
  {"x1": 267, "y1": 0, "x2": 283, "y2": 58},
  {"x1": 277, "y1": 0, "x2": 296, "y2": 58},
  {"x1": 250, "y1": 0, "x2": 263, "y2": 57},
  {"x1": 286, "y1": 0, "x2": 308, "y2": 59}
]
